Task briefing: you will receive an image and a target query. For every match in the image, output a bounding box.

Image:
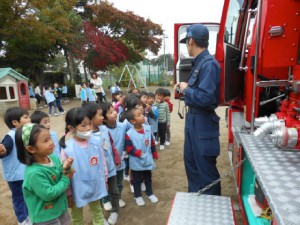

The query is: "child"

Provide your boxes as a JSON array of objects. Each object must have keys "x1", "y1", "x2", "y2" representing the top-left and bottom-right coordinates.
[
  {"x1": 60, "y1": 107, "x2": 108, "y2": 225},
  {"x1": 15, "y1": 123, "x2": 74, "y2": 224},
  {"x1": 113, "y1": 91, "x2": 124, "y2": 114},
  {"x1": 30, "y1": 110, "x2": 61, "y2": 157},
  {"x1": 85, "y1": 83, "x2": 91, "y2": 102},
  {"x1": 154, "y1": 88, "x2": 170, "y2": 150},
  {"x1": 83, "y1": 102, "x2": 121, "y2": 225},
  {"x1": 62, "y1": 84, "x2": 69, "y2": 103},
  {"x1": 53, "y1": 82, "x2": 65, "y2": 115},
  {"x1": 0, "y1": 107, "x2": 31, "y2": 225},
  {"x1": 164, "y1": 89, "x2": 173, "y2": 145},
  {"x1": 80, "y1": 82, "x2": 87, "y2": 105},
  {"x1": 88, "y1": 83, "x2": 97, "y2": 102},
  {"x1": 35, "y1": 84, "x2": 44, "y2": 109},
  {"x1": 44, "y1": 85, "x2": 59, "y2": 116},
  {"x1": 147, "y1": 92, "x2": 159, "y2": 141},
  {"x1": 139, "y1": 91, "x2": 149, "y2": 118},
  {"x1": 124, "y1": 107, "x2": 158, "y2": 206},
  {"x1": 101, "y1": 102, "x2": 127, "y2": 209}
]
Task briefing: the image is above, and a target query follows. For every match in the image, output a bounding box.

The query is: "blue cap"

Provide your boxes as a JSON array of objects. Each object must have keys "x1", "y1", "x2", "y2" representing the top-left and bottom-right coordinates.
[{"x1": 180, "y1": 24, "x2": 209, "y2": 44}]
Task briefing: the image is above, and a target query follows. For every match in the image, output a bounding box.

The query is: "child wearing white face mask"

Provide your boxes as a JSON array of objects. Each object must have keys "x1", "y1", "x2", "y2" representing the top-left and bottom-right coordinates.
[
  {"x1": 59, "y1": 107, "x2": 109, "y2": 225},
  {"x1": 83, "y1": 102, "x2": 121, "y2": 225}
]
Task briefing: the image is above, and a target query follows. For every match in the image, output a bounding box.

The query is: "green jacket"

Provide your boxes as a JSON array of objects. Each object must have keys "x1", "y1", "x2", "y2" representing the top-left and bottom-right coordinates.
[{"x1": 23, "y1": 154, "x2": 70, "y2": 223}]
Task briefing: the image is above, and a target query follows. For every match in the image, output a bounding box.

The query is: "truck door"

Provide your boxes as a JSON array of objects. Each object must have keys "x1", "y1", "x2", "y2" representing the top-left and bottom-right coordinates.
[
  {"x1": 215, "y1": 0, "x2": 247, "y2": 104},
  {"x1": 174, "y1": 23, "x2": 219, "y2": 99}
]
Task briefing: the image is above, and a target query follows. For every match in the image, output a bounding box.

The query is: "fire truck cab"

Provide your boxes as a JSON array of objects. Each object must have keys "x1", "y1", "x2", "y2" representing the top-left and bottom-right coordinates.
[{"x1": 171, "y1": 0, "x2": 300, "y2": 225}]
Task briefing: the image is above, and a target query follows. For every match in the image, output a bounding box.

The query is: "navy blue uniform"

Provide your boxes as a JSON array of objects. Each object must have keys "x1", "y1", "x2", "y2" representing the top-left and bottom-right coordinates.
[{"x1": 183, "y1": 49, "x2": 221, "y2": 195}]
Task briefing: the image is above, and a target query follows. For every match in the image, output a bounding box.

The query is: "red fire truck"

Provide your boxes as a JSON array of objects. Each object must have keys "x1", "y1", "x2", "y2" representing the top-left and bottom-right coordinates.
[{"x1": 172, "y1": 0, "x2": 300, "y2": 224}]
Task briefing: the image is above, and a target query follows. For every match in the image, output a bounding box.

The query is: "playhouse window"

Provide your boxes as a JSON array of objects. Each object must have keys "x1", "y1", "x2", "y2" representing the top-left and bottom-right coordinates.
[
  {"x1": 9, "y1": 86, "x2": 15, "y2": 99},
  {"x1": 0, "y1": 85, "x2": 16, "y2": 100},
  {"x1": 0, "y1": 87, "x2": 7, "y2": 99}
]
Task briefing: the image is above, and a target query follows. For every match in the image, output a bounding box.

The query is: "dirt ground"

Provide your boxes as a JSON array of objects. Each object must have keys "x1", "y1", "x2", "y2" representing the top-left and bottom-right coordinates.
[{"x1": 0, "y1": 86, "x2": 243, "y2": 225}]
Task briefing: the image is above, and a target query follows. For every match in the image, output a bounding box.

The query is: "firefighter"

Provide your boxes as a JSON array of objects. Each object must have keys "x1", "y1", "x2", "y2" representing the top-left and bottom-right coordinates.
[{"x1": 177, "y1": 24, "x2": 221, "y2": 195}]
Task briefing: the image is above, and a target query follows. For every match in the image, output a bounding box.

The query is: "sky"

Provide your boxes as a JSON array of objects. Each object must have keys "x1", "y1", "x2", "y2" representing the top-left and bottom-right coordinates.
[{"x1": 109, "y1": 0, "x2": 224, "y2": 57}]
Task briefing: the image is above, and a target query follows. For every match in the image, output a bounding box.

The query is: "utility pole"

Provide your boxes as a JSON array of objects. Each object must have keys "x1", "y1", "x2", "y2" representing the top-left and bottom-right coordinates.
[{"x1": 163, "y1": 33, "x2": 166, "y2": 72}]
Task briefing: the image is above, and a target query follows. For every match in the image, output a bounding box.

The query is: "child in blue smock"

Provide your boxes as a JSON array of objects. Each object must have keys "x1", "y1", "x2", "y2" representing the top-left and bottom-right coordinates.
[
  {"x1": 124, "y1": 107, "x2": 159, "y2": 206},
  {"x1": 30, "y1": 110, "x2": 61, "y2": 157},
  {"x1": 101, "y1": 102, "x2": 127, "y2": 209},
  {"x1": 59, "y1": 107, "x2": 108, "y2": 225},
  {"x1": 0, "y1": 107, "x2": 31, "y2": 224},
  {"x1": 147, "y1": 92, "x2": 159, "y2": 141},
  {"x1": 83, "y1": 102, "x2": 121, "y2": 225},
  {"x1": 80, "y1": 83, "x2": 87, "y2": 106}
]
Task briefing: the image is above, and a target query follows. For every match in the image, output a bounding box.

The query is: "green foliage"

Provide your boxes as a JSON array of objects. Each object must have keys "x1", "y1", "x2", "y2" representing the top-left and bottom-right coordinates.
[
  {"x1": 0, "y1": 0, "x2": 164, "y2": 86},
  {"x1": 44, "y1": 71, "x2": 66, "y2": 86}
]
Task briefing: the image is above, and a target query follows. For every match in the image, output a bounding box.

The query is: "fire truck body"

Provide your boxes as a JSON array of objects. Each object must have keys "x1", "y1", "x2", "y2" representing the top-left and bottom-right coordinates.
[
  {"x1": 216, "y1": 0, "x2": 300, "y2": 224},
  {"x1": 173, "y1": 0, "x2": 300, "y2": 224}
]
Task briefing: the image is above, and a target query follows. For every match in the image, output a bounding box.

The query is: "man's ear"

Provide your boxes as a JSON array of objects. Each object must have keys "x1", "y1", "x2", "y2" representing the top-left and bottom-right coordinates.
[{"x1": 26, "y1": 146, "x2": 36, "y2": 154}]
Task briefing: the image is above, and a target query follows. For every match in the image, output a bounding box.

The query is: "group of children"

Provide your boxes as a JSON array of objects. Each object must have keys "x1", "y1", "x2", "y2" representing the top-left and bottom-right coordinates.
[
  {"x1": 80, "y1": 82, "x2": 108, "y2": 104},
  {"x1": 0, "y1": 87, "x2": 173, "y2": 225},
  {"x1": 34, "y1": 83, "x2": 67, "y2": 116}
]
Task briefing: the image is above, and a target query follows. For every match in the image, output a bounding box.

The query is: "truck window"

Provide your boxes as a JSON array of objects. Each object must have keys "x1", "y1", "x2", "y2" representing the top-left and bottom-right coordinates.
[
  {"x1": 178, "y1": 24, "x2": 219, "y2": 58},
  {"x1": 224, "y1": 0, "x2": 246, "y2": 46}
]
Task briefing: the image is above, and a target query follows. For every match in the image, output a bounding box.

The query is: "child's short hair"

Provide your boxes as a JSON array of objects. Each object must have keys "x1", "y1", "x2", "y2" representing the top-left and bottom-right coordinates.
[
  {"x1": 44, "y1": 85, "x2": 50, "y2": 90},
  {"x1": 30, "y1": 110, "x2": 49, "y2": 124},
  {"x1": 147, "y1": 92, "x2": 155, "y2": 98},
  {"x1": 82, "y1": 102, "x2": 102, "y2": 120},
  {"x1": 164, "y1": 89, "x2": 171, "y2": 97},
  {"x1": 15, "y1": 124, "x2": 48, "y2": 165},
  {"x1": 114, "y1": 90, "x2": 123, "y2": 96},
  {"x1": 99, "y1": 102, "x2": 113, "y2": 122},
  {"x1": 125, "y1": 108, "x2": 139, "y2": 122},
  {"x1": 89, "y1": 83, "x2": 94, "y2": 88},
  {"x1": 59, "y1": 107, "x2": 88, "y2": 148},
  {"x1": 81, "y1": 82, "x2": 86, "y2": 87},
  {"x1": 4, "y1": 107, "x2": 29, "y2": 129},
  {"x1": 124, "y1": 93, "x2": 141, "y2": 110},
  {"x1": 139, "y1": 91, "x2": 148, "y2": 99},
  {"x1": 155, "y1": 88, "x2": 165, "y2": 96}
]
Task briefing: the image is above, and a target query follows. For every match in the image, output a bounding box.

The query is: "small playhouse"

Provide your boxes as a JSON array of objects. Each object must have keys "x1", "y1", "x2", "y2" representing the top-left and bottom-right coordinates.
[{"x1": 0, "y1": 68, "x2": 30, "y2": 116}]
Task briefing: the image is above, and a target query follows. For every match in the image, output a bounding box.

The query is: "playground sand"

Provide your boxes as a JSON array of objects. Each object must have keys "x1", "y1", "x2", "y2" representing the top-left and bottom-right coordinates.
[{"x1": 0, "y1": 87, "x2": 242, "y2": 224}]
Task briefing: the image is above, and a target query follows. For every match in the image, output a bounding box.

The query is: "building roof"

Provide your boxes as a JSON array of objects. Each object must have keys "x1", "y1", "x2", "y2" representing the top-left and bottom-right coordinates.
[{"x1": 0, "y1": 67, "x2": 28, "y2": 81}]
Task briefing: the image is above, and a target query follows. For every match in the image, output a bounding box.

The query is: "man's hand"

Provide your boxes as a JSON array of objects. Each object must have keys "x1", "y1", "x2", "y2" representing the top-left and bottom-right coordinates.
[{"x1": 176, "y1": 82, "x2": 188, "y2": 92}]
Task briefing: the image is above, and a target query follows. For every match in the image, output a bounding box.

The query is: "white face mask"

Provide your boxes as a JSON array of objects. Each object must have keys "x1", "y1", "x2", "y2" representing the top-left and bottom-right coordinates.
[{"x1": 76, "y1": 130, "x2": 92, "y2": 139}]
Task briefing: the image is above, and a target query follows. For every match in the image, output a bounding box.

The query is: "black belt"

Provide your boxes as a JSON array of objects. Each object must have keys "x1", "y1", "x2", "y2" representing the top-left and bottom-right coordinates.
[{"x1": 187, "y1": 107, "x2": 213, "y2": 114}]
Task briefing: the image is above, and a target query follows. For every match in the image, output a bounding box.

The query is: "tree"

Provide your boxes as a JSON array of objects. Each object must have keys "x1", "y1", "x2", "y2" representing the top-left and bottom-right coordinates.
[
  {"x1": 70, "y1": 21, "x2": 128, "y2": 72},
  {"x1": 85, "y1": 1, "x2": 163, "y2": 63},
  {"x1": 0, "y1": 0, "x2": 81, "y2": 84}
]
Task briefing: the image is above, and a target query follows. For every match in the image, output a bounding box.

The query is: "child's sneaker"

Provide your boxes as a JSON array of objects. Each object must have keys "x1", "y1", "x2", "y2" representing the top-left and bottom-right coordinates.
[
  {"x1": 135, "y1": 197, "x2": 145, "y2": 206},
  {"x1": 155, "y1": 140, "x2": 159, "y2": 145},
  {"x1": 54, "y1": 113, "x2": 59, "y2": 116},
  {"x1": 119, "y1": 199, "x2": 126, "y2": 208},
  {"x1": 124, "y1": 175, "x2": 130, "y2": 182},
  {"x1": 130, "y1": 184, "x2": 134, "y2": 193},
  {"x1": 60, "y1": 111, "x2": 65, "y2": 115},
  {"x1": 108, "y1": 212, "x2": 118, "y2": 225},
  {"x1": 165, "y1": 141, "x2": 171, "y2": 145},
  {"x1": 103, "y1": 201, "x2": 112, "y2": 211},
  {"x1": 160, "y1": 145, "x2": 165, "y2": 150},
  {"x1": 18, "y1": 217, "x2": 30, "y2": 225},
  {"x1": 147, "y1": 194, "x2": 159, "y2": 203},
  {"x1": 141, "y1": 182, "x2": 146, "y2": 192}
]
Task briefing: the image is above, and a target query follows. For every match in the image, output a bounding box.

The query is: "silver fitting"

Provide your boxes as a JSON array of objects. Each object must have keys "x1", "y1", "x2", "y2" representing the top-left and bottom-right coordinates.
[{"x1": 271, "y1": 126, "x2": 298, "y2": 148}]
